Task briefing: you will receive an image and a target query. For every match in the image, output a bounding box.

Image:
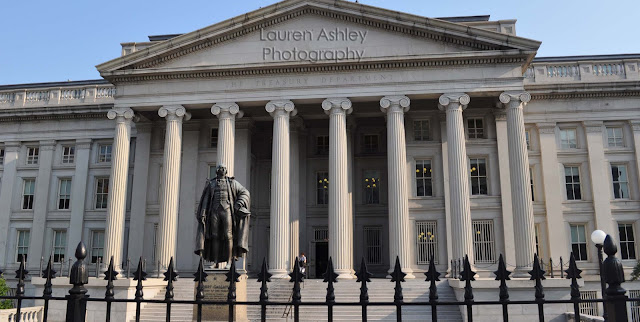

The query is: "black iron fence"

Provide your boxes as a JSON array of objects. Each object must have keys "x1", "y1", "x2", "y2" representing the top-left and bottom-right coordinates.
[{"x1": 0, "y1": 235, "x2": 637, "y2": 322}]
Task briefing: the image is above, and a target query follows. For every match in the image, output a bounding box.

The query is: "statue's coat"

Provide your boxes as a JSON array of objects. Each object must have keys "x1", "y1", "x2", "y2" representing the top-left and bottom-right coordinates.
[{"x1": 195, "y1": 177, "x2": 251, "y2": 263}]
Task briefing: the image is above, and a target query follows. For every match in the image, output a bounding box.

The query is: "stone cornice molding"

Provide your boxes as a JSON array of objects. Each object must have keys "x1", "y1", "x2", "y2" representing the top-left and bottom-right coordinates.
[
  {"x1": 437, "y1": 93, "x2": 469, "y2": 111},
  {"x1": 380, "y1": 96, "x2": 410, "y2": 113},
  {"x1": 529, "y1": 91, "x2": 640, "y2": 100},
  {"x1": 107, "y1": 107, "x2": 135, "y2": 123},
  {"x1": 499, "y1": 91, "x2": 531, "y2": 108},
  {"x1": 629, "y1": 120, "x2": 640, "y2": 132},
  {"x1": 266, "y1": 100, "x2": 296, "y2": 117},
  {"x1": 4, "y1": 141, "x2": 21, "y2": 151},
  {"x1": 493, "y1": 109, "x2": 507, "y2": 121},
  {"x1": 536, "y1": 122, "x2": 557, "y2": 134},
  {"x1": 211, "y1": 102, "x2": 243, "y2": 119},
  {"x1": 159, "y1": 105, "x2": 191, "y2": 121},
  {"x1": 583, "y1": 121, "x2": 604, "y2": 133},
  {"x1": 75, "y1": 138, "x2": 93, "y2": 150},
  {"x1": 322, "y1": 98, "x2": 353, "y2": 116}
]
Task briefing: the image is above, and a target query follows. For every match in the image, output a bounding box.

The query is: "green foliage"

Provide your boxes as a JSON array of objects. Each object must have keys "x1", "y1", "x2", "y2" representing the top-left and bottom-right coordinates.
[
  {"x1": 0, "y1": 275, "x2": 12, "y2": 309},
  {"x1": 631, "y1": 261, "x2": 640, "y2": 281}
]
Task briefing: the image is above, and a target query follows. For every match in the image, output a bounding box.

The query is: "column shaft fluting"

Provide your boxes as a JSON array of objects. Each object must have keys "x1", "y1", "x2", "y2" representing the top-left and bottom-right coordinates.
[
  {"x1": 380, "y1": 96, "x2": 414, "y2": 278},
  {"x1": 439, "y1": 94, "x2": 475, "y2": 265},
  {"x1": 157, "y1": 105, "x2": 190, "y2": 271},
  {"x1": 266, "y1": 100, "x2": 295, "y2": 278},
  {"x1": 500, "y1": 92, "x2": 536, "y2": 273},
  {"x1": 322, "y1": 98, "x2": 354, "y2": 279},
  {"x1": 103, "y1": 108, "x2": 134, "y2": 272},
  {"x1": 212, "y1": 103, "x2": 242, "y2": 176}
]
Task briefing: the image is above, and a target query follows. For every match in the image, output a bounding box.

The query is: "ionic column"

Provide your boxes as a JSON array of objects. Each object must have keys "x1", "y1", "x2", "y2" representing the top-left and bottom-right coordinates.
[
  {"x1": 499, "y1": 92, "x2": 536, "y2": 275},
  {"x1": 266, "y1": 100, "x2": 296, "y2": 278},
  {"x1": 0, "y1": 142, "x2": 19, "y2": 268},
  {"x1": 212, "y1": 102, "x2": 243, "y2": 176},
  {"x1": 438, "y1": 94, "x2": 474, "y2": 267},
  {"x1": 157, "y1": 105, "x2": 191, "y2": 271},
  {"x1": 103, "y1": 107, "x2": 135, "y2": 273},
  {"x1": 380, "y1": 96, "x2": 415, "y2": 278},
  {"x1": 322, "y1": 98, "x2": 355, "y2": 279}
]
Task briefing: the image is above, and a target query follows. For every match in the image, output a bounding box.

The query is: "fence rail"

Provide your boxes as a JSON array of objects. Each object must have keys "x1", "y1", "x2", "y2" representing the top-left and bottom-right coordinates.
[{"x1": 0, "y1": 235, "x2": 635, "y2": 322}]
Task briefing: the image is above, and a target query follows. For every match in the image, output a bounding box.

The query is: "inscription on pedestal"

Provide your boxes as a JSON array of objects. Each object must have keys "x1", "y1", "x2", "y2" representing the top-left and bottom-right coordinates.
[{"x1": 194, "y1": 272, "x2": 247, "y2": 321}]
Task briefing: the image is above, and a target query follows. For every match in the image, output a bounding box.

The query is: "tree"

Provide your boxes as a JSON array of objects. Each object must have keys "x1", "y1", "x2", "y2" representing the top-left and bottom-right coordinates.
[
  {"x1": 631, "y1": 261, "x2": 640, "y2": 281},
  {"x1": 0, "y1": 275, "x2": 12, "y2": 309}
]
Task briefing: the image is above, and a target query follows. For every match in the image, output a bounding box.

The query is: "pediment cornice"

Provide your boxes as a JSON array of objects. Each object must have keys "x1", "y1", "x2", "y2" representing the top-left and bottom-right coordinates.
[{"x1": 97, "y1": 0, "x2": 540, "y2": 77}]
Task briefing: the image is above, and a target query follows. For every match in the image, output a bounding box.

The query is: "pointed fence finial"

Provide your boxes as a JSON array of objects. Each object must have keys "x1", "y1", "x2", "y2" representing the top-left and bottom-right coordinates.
[
  {"x1": 390, "y1": 256, "x2": 406, "y2": 303},
  {"x1": 104, "y1": 256, "x2": 119, "y2": 300},
  {"x1": 323, "y1": 257, "x2": 338, "y2": 304},
  {"x1": 425, "y1": 255, "x2": 440, "y2": 302},
  {"x1": 494, "y1": 254, "x2": 511, "y2": 302},
  {"x1": 257, "y1": 258, "x2": 272, "y2": 303},
  {"x1": 163, "y1": 258, "x2": 178, "y2": 301},
  {"x1": 226, "y1": 259, "x2": 240, "y2": 302},
  {"x1": 193, "y1": 256, "x2": 208, "y2": 301},
  {"x1": 133, "y1": 257, "x2": 147, "y2": 299},
  {"x1": 529, "y1": 253, "x2": 546, "y2": 300},
  {"x1": 42, "y1": 257, "x2": 57, "y2": 298},
  {"x1": 566, "y1": 252, "x2": 583, "y2": 321},
  {"x1": 356, "y1": 257, "x2": 372, "y2": 304},
  {"x1": 289, "y1": 257, "x2": 303, "y2": 304},
  {"x1": 460, "y1": 255, "x2": 475, "y2": 302}
]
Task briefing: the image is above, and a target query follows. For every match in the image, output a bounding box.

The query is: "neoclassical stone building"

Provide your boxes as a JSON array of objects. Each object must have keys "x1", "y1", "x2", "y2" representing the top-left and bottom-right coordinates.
[{"x1": 0, "y1": 0, "x2": 639, "y2": 288}]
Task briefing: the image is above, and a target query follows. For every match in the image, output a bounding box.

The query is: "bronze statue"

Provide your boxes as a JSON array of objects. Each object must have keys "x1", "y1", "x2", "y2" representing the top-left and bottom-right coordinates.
[{"x1": 195, "y1": 164, "x2": 251, "y2": 269}]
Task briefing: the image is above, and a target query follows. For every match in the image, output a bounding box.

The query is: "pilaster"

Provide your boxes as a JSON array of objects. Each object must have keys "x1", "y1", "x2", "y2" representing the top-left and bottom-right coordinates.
[
  {"x1": 67, "y1": 139, "x2": 91, "y2": 262},
  {"x1": 380, "y1": 95, "x2": 414, "y2": 278},
  {"x1": 630, "y1": 120, "x2": 640, "y2": 199},
  {"x1": 438, "y1": 93, "x2": 475, "y2": 268},
  {"x1": 266, "y1": 100, "x2": 295, "y2": 278},
  {"x1": 157, "y1": 105, "x2": 191, "y2": 271},
  {"x1": 537, "y1": 122, "x2": 570, "y2": 263},
  {"x1": 127, "y1": 124, "x2": 151, "y2": 263},
  {"x1": 103, "y1": 107, "x2": 135, "y2": 273},
  {"x1": 0, "y1": 142, "x2": 19, "y2": 267},
  {"x1": 323, "y1": 97, "x2": 355, "y2": 279},
  {"x1": 29, "y1": 140, "x2": 56, "y2": 270},
  {"x1": 211, "y1": 102, "x2": 242, "y2": 176},
  {"x1": 439, "y1": 113, "x2": 454, "y2": 275},
  {"x1": 499, "y1": 91, "x2": 535, "y2": 276},
  {"x1": 583, "y1": 121, "x2": 615, "y2": 235},
  {"x1": 177, "y1": 125, "x2": 200, "y2": 271}
]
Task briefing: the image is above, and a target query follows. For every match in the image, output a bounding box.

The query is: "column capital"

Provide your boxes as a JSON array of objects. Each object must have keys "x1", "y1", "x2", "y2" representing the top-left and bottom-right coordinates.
[
  {"x1": 536, "y1": 122, "x2": 556, "y2": 134},
  {"x1": 107, "y1": 107, "x2": 135, "y2": 122},
  {"x1": 380, "y1": 95, "x2": 410, "y2": 113},
  {"x1": 159, "y1": 105, "x2": 191, "y2": 121},
  {"x1": 583, "y1": 120, "x2": 604, "y2": 133},
  {"x1": 266, "y1": 100, "x2": 296, "y2": 117},
  {"x1": 499, "y1": 91, "x2": 531, "y2": 108},
  {"x1": 211, "y1": 102, "x2": 243, "y2": 119},
  {"x1": 629, "y1": 120, "x2": 640, "y2": 132},
  {"x1": 437, "y1": 93, "x2": 469, "y2": 111},
  {"x1": 322, "y1": 98, "x2": 352, "y2": 115}
]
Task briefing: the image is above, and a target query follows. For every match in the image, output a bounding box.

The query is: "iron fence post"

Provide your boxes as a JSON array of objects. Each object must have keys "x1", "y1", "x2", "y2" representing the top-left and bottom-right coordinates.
[
  {"x1": 602, "y1": 235, "x2": 629, "y2": 322},
  {"x1": 65, "y1": 242, "x2": 89, "y2": 322}
]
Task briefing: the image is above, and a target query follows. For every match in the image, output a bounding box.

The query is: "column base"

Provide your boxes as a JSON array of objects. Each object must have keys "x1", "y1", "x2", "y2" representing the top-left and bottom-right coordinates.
[
  {"x1": 512, "y1": 267, "x2": 533, "y2": 278},
  {"x1": 269, "y1": 268, "x2": 290, "y2": 279},
  {"x1": 386, "y1": 269, "x2": 416, "y2": 279},
  {"x1": 335, "y1": 269, "x2": 356, "y2": 279}
]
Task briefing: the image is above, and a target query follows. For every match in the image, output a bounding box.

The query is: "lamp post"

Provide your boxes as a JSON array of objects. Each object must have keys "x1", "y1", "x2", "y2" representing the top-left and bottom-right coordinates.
[{"x1": 591, "y1": 229, "x2": 607, "y2": 321}]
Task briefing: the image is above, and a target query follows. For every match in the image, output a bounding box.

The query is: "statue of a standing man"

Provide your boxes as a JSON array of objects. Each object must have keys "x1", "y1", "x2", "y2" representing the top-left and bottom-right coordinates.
[{"x1": 195, "y1": 164, "x2": 251, "y2": 269}]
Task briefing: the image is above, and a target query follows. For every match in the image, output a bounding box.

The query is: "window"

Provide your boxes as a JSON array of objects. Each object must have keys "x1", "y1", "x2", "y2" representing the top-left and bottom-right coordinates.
[
  {"x1": 473, "y1": 220, "x2": 496, "y2": 264},
  {"x1": 564, "y1": 166, "x2": 582, "y2": 200},
  {"x1": 363, "y1": 135, "x2": 379, "y2": 153},
  {"x1": 559, "y1": 129, "x2": 577, "y2": 149},
  {"x1": 26, "y1": 147, "x2": 39, "y2": 165},
  {"x1": 530, "y1": 167, "x2": 535, "y2": 201},
  {"x1": 316, "y1": 136, "x2": 329, "y2": 155},
  {"x1": 611, "y1": 164, "x2": 629, "y2": 199},
  {"x1": 316, "y1": 172, "x2": 329, "y2": 205},
  {"x1": 415, "y1": 159, "x2": 433, "y2": 197},
  {"x1": 619, "y1": 223, "x2": 636, "y2": 260},
  {"x1": 62, "y1": 145, "x2": 75, "y2": 164},
  {"x1": 16, "y1": 230, "x2": 30, "y2": 263},
  {"x1": 363, "y1": 170, "x2": 380, "y2": 204},
  {"x1": 579, "y1": 291, "x2": 599, "y2": 316},
  {"x1": 208, "y1": 164, "x2": 217, "y2": 179},
  {"x1": 413, "y1": 120, "x2": 430, "y2": 141},
  {"x1": 98, "y1": 144, "x2": 112, "y2": 163},
  {"x1": 52, "y1": 230, "x2": 67, "y2": 263},
  {"x1": 90, "y1": 230, "x2": 104, "y2": 263},
  {"x1": 607, "y1": 127, "x2": 624, "y2": 147},
  {"x1": 469, "y1": 158, "x2": 487, "y2": 195},
  {"x1": 570, "y1": 224, "x2": 588, "y2": 261},
  {"x1": 22, "y1": 179, "x2": 35, "y2": 210},
  {"x1": 0, "y1": 148, "x2": 4, "y2": 164},
  {"x1": 630, "y1": 290, "x2": 640, "y2": 322},
  {"x1": 95, "y1": 178, "x2": 109, "y2": 209},
  {"x1": 364, "y1": 227, "x2": 382, "y2": 265},
  {"x1": 467, "y1": 118, "x2": 484, "y2": 139},
  {"x1": 525, "y1": 130, "x2": 531, "y2": 150},
  {"x1": 58, "y1": 178, "x2": 72, "y2": 210},
  {"x1": 416, "y1": 221, "x2": 438, "y2": 264},
  {"x1": 210, "y1": 128, "x2": 218, "y2": 148}
]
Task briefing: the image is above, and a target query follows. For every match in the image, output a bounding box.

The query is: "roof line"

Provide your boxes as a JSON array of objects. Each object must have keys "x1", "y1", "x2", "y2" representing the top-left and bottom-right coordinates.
[
  {"x1": 0, "y1": 79, "x2": 109, "y2": 90},
  {"x1": 533, "y1": 53, "x2": 640, "y2": 62}
]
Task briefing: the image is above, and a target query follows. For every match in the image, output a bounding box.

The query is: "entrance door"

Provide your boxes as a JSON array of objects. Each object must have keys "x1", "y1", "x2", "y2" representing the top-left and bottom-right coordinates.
[{"x1": 314, "y1": 242, "x2": 329, "y2": 278}]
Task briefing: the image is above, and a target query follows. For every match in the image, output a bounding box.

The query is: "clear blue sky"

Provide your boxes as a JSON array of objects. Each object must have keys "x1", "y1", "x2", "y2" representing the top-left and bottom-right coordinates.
[{"x1": 0, "y1": 0, "x2": 638, "y2": 85}]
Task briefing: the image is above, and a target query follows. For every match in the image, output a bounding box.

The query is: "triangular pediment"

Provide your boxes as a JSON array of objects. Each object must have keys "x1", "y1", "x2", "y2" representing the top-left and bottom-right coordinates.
[{"x1": 97, "y1": 0, "x2": 540, "y2": 78}]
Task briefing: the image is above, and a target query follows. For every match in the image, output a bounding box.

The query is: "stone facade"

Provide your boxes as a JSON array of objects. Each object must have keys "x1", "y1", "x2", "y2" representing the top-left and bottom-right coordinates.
[{"x1": 0, "y1": 3, "x2": 638, "y2": 305}]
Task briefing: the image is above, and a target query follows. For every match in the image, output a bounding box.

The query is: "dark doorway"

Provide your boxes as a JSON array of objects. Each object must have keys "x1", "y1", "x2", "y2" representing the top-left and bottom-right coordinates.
[{"x1": 315, "y1": 242, "x2": 329, "y2": 278}]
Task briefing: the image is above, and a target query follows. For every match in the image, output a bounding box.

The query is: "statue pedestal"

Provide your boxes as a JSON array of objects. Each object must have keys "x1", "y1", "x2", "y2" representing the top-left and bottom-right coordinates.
[{"x1": 194, "y1": 270, "x2": 247, "y2": 321}]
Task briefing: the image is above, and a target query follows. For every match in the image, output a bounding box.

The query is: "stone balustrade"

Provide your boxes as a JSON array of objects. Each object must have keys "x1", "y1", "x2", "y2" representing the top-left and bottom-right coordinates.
[
  {"x1": 0, "y1": 306, "x2": 44, "y2": 322},
  {"x1": 0, "y1": 84, "x2": 115, "y2": 108},
  {"x1": 524, "y1": 56, "x2": 640, "y2": 84}
]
